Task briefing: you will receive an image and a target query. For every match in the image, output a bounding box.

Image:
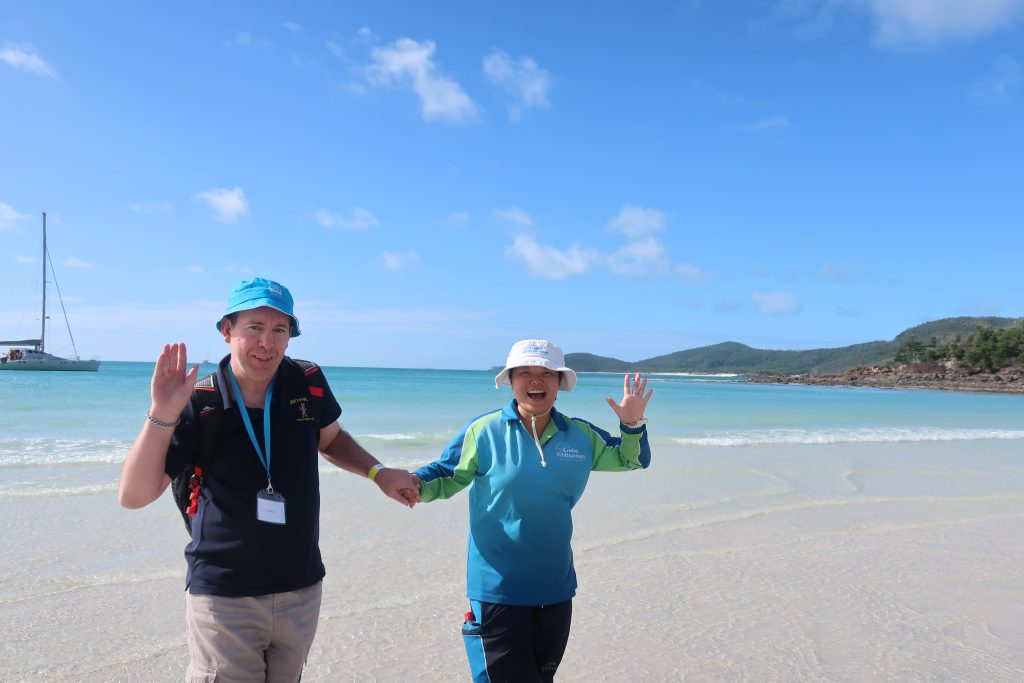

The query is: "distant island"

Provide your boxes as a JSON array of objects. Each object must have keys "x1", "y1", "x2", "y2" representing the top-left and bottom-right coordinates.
[{"x1": 566, "y1": 316, "x2": 1024, "y2": 394}]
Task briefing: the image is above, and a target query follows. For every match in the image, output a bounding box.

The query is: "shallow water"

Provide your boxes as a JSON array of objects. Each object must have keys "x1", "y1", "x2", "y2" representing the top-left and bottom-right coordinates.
[{"x1": 1, "y1": 363, "x2": 1022, "y2": 681}]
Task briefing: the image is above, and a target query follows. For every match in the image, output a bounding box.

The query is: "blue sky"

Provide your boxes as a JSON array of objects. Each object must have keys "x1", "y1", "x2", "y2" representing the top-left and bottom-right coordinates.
[{"x1": 1, "y1": 1, "x2": 1022, "y2": 369}]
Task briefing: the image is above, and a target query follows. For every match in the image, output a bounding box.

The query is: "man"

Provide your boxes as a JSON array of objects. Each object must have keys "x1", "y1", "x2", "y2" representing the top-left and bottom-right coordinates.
[{"x1": 119, "y1": 277, "x2": 418, "y2": 682}]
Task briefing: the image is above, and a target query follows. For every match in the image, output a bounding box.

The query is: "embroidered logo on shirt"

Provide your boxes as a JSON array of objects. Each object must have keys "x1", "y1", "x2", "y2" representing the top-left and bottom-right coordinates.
[
  {"x1": 290, "y1": 397, "x2": 316, "y2": 422},
  {"x1": 555, "y1": 445, "x2": 585, "y2": 461}
]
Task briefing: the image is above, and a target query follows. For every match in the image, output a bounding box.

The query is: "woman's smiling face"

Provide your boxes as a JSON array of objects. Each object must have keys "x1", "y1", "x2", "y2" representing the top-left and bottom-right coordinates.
[{"x1": 510, "y1": 365, "x2": 561, "y2": 416}]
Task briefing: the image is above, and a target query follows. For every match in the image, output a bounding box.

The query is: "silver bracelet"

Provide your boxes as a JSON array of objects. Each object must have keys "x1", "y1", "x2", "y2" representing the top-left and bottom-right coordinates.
[
  {"x1": 146, "y1": 412, "x2": 180, "y2": 429},
  {"x1": 623, "y1": 418, "x2": 648, "y2": 429}
]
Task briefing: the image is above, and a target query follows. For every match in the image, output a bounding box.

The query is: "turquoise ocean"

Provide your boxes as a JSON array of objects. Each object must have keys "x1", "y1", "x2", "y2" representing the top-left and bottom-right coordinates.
[
  {"x1": 2, "y1": 360, "x2": 1023, "y2": 498},
  {"x1": 2, "y1": 361, "x2": 1024, "y2": 681}
]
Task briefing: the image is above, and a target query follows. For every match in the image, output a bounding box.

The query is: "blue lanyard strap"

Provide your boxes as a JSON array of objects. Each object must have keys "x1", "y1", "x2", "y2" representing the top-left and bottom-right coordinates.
[{"x1": 227, "y1": 365, "x2": 275, "y2": 490}]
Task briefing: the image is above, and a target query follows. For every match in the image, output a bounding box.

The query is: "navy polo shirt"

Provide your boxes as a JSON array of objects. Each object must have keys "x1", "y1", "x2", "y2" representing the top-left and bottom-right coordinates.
[{"x1": 165, "y1": 355, "x2": 342, "y2": 597}]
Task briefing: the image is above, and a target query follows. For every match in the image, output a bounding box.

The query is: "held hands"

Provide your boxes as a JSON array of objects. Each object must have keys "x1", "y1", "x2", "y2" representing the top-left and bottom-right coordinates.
[
  {"x1": 374, "y1": 467, "x2": 422, "y2": 508},
  {"x1": 606, "y1": 372, "x2": 653, "y2": 425},
  {"x1": 149, "y1": 343, "x2": 200, "y2": 426}
]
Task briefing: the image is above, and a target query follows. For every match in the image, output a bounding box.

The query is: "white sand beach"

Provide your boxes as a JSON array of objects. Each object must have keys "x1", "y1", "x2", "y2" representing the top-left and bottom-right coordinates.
[{"x1": 2, "y1": 439, "x2": 1023, "y2": 682}]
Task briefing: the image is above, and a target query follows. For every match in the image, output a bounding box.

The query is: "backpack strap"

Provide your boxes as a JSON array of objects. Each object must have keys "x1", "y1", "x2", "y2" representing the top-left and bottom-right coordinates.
[
  {"x1": 187, "y1": 372, "x2": 223, "y2": 517},
  {"x1": 290, "y1": 358, "x2": 326, "y2": 419},
  {"x1": 193, "y1": 372, "x2": 223, "y2": 470}
]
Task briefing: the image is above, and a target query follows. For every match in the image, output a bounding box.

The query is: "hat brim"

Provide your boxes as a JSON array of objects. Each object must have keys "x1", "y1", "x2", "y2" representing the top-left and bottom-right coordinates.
[
  {"x1": 494, "y1": 363, "x2": 577, "y2": 391},
  {"x1": 217, "y1": 300, "x2": 301, "y2": 337}
]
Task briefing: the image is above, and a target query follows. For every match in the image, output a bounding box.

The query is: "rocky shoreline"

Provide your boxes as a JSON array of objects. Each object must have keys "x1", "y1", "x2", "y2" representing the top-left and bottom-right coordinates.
[{"x1": 749, "y1": 362, "x2": 1024, "y2": 394}]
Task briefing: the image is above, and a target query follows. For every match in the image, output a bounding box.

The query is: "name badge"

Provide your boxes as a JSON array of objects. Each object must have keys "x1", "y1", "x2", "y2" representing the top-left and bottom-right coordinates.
[{"x1": 257, "y1": 489, "x2": 286, "y2": 525}]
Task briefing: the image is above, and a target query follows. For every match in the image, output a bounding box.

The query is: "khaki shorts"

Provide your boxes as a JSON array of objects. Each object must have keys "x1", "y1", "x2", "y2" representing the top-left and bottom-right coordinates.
[{"x1": 185, "y1": 581, "x2": 323, "y2": 683}]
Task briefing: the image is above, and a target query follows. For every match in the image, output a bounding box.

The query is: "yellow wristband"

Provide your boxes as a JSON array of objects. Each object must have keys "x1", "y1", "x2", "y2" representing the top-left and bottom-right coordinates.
[{"x1": 367, "y1": 464, "x2": 384, "y2": 481}]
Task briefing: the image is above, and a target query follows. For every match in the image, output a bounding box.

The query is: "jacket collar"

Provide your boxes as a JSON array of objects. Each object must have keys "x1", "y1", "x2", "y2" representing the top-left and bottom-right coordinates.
[{"x1": 501, "y1": 399, "x2": 569, "y2": 431}]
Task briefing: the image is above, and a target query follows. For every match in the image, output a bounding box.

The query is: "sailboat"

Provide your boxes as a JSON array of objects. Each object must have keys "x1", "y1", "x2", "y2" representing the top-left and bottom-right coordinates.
[{"x1": 0, "y1": 212, "x2": 100, "y2": 371}]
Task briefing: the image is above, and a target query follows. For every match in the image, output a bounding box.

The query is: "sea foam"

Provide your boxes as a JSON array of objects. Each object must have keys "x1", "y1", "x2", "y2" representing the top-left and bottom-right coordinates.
[{"x1": 672, "y1": 427, "x2": 1024, "y2": 447}]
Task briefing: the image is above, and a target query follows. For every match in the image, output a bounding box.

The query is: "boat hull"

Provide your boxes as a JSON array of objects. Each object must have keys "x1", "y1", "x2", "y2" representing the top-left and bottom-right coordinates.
[{"x1": 0, "y1": 350, "x2": 100, "y2": 371}]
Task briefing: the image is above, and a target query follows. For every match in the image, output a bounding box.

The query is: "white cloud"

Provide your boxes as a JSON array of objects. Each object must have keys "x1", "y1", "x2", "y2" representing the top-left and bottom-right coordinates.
[
  {"x1": 968, "y1": 54, "x2": 1020, "y2": 102},
  {"x1": 500, "y1": 207, "x2": 701, "y2": 282},
  {"x1": 194, "y1": 187, "x2": 249, "y2": 223},
  {"x1": 499, "y1": 208, "x2": 708, "y2": 282},
  {"x1": 753, "y1": 291, "x2": 800, "y2": 315},
  {"x1": 366, "y1": 38, "x2": 478, "y2": 123},
  {"x1": 495, "y1": 207, "x2": 534, "y2": 227},
  {"x1": 506, "y1": 234, "x2": 598, "y2": 279},
  {"x1": 380, "y1": 251, "x2": 420, "y2": 270},
  {"x1": 0, "y1": 44, "x2": 59, "y2": 79},
  {"x1": 766, "y1": 0, "x2": 1023, "y2": 47},
  {"x1": 677, "y1": 263, "x2": 710, "y2": 284},
  {"x1": 326, "y1": 41, "x2": 346, "y2": 59},
  {"x1": 818, "y1": 261, "x2": 862, "y2": 282},
  {"x1": 868, "y1": 0, "x2": 1024, "y2": 46},
  {"x1": 283, "y1": 22, "x2": 302, "y2": 34},
  {"x1": 356, "y1": 27, "x2": 376, "y2": 45},
  {"x1": 315, "y1": 208, "x2": 379, "y2": 231},
  {"x1": 741, "y1": 116, "x2": 791, "y2": 133},
  {"x1": 63, "y1": 257, "x2": 92, "y2": 269},
  {"x1": 0, "y1": 202, "x2": 28, "y2": 230},
  {"x1": 606, "y1": 205, "x2": 666, "y2": 239},
  {"x1": 483, "y1": 49, "x2": 551, "y2": 122},
  {"x1": 225, "y1": 32, "x2": 273, "y2": 48},
  {"x1": 439, "y1": 211, "x2": 470, "y2": 228},
  {"x1": 128, "y1": 201, "x2": 171, "y2": 214},
  {"x1": 609, "y1": 237, "x2": 670, "y2": 276}
]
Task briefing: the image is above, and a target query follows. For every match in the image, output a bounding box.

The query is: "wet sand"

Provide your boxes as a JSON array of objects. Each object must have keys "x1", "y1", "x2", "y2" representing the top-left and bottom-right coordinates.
[{"x1": 2, "y1": 440, "x2": 1022, "y2": 682}]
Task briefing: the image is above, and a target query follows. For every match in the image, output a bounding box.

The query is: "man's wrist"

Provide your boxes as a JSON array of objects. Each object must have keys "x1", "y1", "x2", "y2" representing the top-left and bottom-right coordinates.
[
  {"x1": 367, "y1": 463, "x2": 385, "y2": 481},
  {"x1": 146, "y1": 411, "x2": 180, "y2": 429},
  {"x1": 623, "y1": 418, "x2": 647, "y2": 429}
]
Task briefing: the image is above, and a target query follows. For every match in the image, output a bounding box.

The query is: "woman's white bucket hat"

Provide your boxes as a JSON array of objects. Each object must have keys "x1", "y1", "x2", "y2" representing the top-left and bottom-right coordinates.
[{"x1": 494, "y1": 339, "x2": 577, "y2": 391}]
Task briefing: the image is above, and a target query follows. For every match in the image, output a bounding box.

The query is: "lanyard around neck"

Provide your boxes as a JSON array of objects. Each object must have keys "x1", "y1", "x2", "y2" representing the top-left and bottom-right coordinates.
[{"x1": 227, "y1": 364, "x2": 276, "y2": 491}]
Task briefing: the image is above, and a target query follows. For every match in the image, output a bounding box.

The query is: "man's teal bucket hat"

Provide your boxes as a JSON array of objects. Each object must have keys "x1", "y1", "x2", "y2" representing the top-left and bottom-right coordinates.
[{"x1": 217, "y1": 277, "x2": 301, "y2": 337}]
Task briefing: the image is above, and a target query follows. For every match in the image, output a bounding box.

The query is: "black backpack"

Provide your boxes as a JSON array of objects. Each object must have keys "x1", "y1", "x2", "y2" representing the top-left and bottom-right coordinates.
[{"x1": 170, "y1": 358, "x2": 326, "y2": 535}]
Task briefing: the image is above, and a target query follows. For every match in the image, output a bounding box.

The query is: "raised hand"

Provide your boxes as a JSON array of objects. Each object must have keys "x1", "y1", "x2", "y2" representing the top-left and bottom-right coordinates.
[
  {"x1": 149, "y1": 343, "x2": 200, "y2": 424},
  {"x1": 605, "y1": 372, "x2": 653, "y2": 425},
  {"x1": 119, "y1": 343, "x2": 200, "y2": 509}
]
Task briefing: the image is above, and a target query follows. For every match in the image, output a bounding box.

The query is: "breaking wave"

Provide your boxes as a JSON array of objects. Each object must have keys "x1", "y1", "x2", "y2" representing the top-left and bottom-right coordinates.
[{"x1": 672, "y1": 428, "x2": 1024, "y2": 447}]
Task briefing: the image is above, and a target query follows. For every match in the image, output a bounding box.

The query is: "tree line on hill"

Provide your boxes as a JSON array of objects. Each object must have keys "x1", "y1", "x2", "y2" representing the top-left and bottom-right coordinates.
[
  {"x1": 893, "y1": 320, "x2": 1024, "y2": 372},
  {"x1": 564, "y1": 316, "x2": 1024, "y2": 375}
]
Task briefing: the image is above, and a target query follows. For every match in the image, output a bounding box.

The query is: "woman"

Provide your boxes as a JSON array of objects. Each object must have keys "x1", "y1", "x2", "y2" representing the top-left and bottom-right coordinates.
[{"x1": 412, "y1": 339, "x2": 653, "y2": 682}]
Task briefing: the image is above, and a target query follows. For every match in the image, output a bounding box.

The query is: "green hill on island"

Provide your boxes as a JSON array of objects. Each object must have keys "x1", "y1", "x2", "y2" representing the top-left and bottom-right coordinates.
[{"x1": 566, "y1": 316, "x2": 1023, "y2": 375}]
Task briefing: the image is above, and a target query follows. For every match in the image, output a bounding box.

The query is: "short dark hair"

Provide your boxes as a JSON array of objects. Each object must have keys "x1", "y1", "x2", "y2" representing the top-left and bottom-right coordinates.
[{"x1": 218, "y1": 313, "x2": 238, "y2": 333}]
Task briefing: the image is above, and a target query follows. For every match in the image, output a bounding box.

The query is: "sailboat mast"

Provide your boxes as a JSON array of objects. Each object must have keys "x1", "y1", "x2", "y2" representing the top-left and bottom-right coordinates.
[{"x1": 40, "y1": 212, "x2": 47, "y2": 353}]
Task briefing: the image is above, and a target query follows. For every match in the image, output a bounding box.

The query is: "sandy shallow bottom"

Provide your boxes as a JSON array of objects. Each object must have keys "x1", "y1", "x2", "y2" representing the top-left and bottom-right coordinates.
[{"x1": 2, "y1": 440, "x2": 1022, "y2": 682}]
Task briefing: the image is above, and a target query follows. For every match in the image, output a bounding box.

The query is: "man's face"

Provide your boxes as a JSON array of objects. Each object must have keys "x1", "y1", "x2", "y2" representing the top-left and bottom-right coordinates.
[
  {"x1": 222, "y1": 306, "x2": 291, "y2": 387},
  {"x1": 510, "y1": 365, "x2": 561, "y2": 417}
]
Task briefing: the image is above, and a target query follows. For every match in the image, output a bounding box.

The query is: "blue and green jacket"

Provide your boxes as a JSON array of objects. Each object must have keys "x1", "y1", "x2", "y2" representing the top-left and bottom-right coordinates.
[{"x1": 414, "y1": 399, "x2": 651, "y2": 606}]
